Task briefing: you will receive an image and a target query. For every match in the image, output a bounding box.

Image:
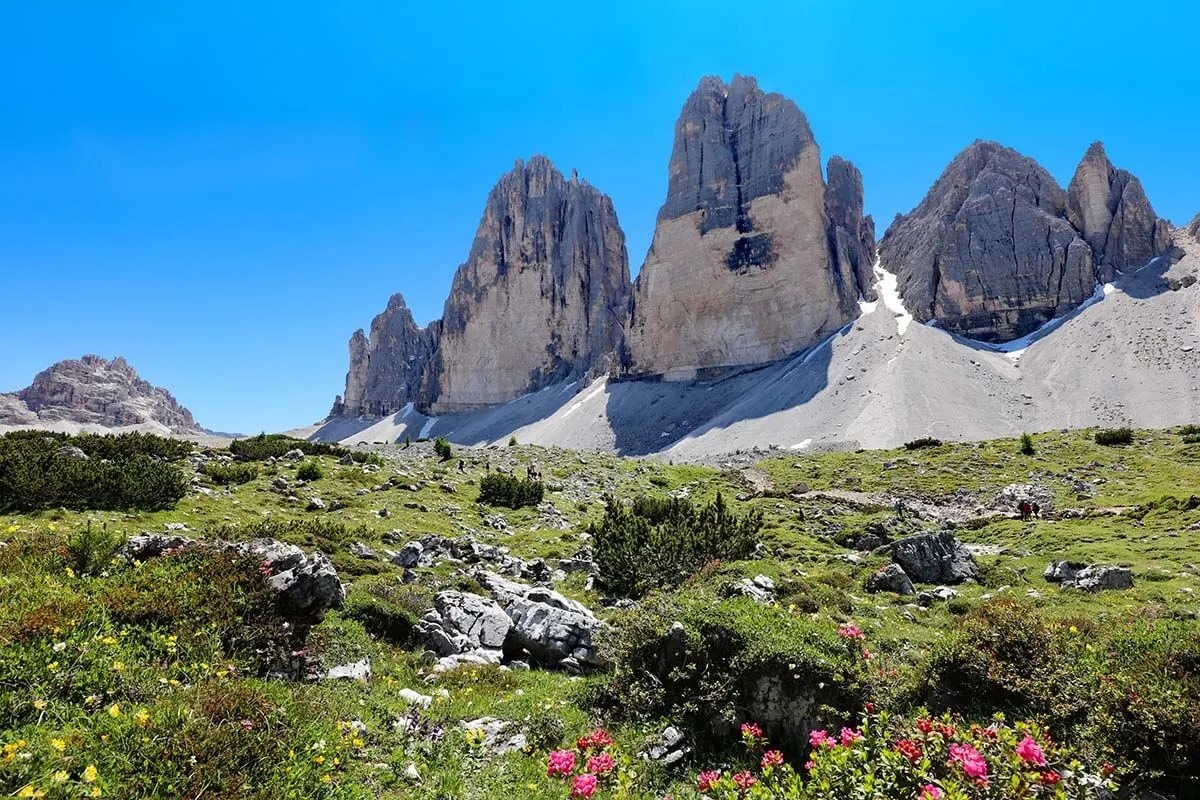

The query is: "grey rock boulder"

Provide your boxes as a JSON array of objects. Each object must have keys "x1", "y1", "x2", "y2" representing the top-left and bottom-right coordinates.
[
  {"x1": 54, "y1": 445, "x2": 89, "y2": 461},
  {"x1": 866, "y1": 563, "x2": 916, "y2": 595},
  {"x1": 891, "y1": 530, "x2": 978, "y2": 584},
  {"x1": 1046, "y1": 561, "x2": 1133, "y2": 591},
  {"x1": 416, "y1": 590, "x2": 512, "y2": 656},
  {"x1": 325, "y1": 658, "x2": 371, "y2": 681},
  {"x1": 117, "y1": 533, "x2": 196, "y2": 561},
  {"x1": 235, "y1": 538, "x2": 346, "y2": 623},
  {"x1": 475, "y1": 571, "x2": 606, "y2": 669},
  {"x1": 391, "y1": 541, "x2": 424, "y2": 568}
]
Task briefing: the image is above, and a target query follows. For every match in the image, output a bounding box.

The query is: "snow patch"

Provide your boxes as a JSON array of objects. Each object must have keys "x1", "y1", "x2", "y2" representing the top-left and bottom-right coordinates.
[
  {"x1": 976, "y1": 282, "x2": 1114, "y2": 359},
  {"x1": 789, "y1": 438, "x2": 812, "y2": 451},
  {"x1": 870, "y1": 260, "x2": 913, "y2": 335},
  {"x1": 418, "y1": 415, "x2": 437, "y2": 439},
  {"x1": 562, "y1": 378, "x2": 606, "y2": 418}
]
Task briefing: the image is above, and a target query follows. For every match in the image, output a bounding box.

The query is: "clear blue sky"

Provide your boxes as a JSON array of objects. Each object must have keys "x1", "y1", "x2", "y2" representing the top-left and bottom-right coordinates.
[{"x1": 2, "y1": 0, "x2": 1196, "y2": 434}]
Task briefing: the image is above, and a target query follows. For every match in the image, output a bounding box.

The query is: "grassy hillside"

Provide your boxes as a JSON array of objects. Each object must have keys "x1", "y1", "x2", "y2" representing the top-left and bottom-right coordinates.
[{"x1": 1, "y1": 429, "x2": 1197, "y2": 798}]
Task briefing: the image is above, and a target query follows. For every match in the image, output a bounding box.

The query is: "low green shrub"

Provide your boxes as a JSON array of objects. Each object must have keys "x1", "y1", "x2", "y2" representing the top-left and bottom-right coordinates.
[
  {"x1": 229, "y1": 433, "x2": 346, "y2": 461},
  {"x1": 1095, "y1": 427, "x2": 1134, "y2": 446},
  {"x1": 0, "y1": 432, "x2": 188, "y2": 512},
  {"x1": 477, "y1": 472, "x2": 544, "y2": 509},
  {"x1": 1177, "y1": 424, "x2": 1200, "y2": 436},
  {"x1": 433, "y1": 436, "x2": 453, "y2": 462},
  {"x1": 904, "y1": 437, "x2": 942, "y2": 450},
  {"x1": 1019, "y1": 432, "x2": 1035, "y2": 455},
  {"x1": 65, "y1": 521, "x2": 121, "y2": 576},
  {"x1": 590, "y1": 493, "x2": 761, "y2": 597},
  {"x1": 296, "y1": 459, "x2": 324, "y2": 481},
  {"x1": 1182, "y1": 433, "x2": 1200, "y2": 445},
  {"x1": 201, "y1": 461, "x2": 259, "y2": 485},
  {"x1": 341, "y1": 576, "x2": 432, "y2": 644},
  {"x1": 596, "y1": 584, "x2": 858, "y2": 747}
]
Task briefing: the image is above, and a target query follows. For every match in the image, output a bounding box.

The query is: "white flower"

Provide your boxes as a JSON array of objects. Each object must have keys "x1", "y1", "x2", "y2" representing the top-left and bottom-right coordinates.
[{"x1": 53, "y1": 642, "x2": 67, "y2": 653}]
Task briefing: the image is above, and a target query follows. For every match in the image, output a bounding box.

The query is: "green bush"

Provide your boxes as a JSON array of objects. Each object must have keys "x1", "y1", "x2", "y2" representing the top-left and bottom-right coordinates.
[
  {"x1": 66, "y1": 521, "x2": 121, "y2": 576},
  {"x1": 201, "y1": 461, "x2": 259, "y2": 485},
  {"x1": 341, "y1": 576, "x2": 433, "y2": 644},
  {"x1": 590, "y1": 493, "x2": 761, "y2": 597},
  {"x1": 296, "y1": 459, "x2": 324, "y2": 481},
  {"x1": 1019, "y1": 432, "x2": 1035, "y2": 455},
  {"x1": 433, "y1": 437, "x2": 453, "y2": 462},
  {"x1": 229, "y1": 433, "x2": 346, "y2": 461},
  {"x1": 904, "y1": 437, "x2": 942, "y2": 450},
  {"x1": 0, "y1": 432, "x2": 188, "y2": 512},
  {"x1": 1177, "y1": 424, "x2": 1200, "y2": 436},
  {"x1": 1183, "y1": 433, "x2": 1200, "y2": 445},
  {"x1": 507, "y1": 435, "x2": 518, "y2": 447},
  {"x1": 919, "y1": 600, "x2": 1200, "y2": 790},
  {"x1": 1095, "y1": 427, "x2": 1134, "y2": 446},
  {"x1": 597, "y1": 584, "x2": 857, "y2": 746},
  {"x1": 477, "y1": 472, "x2": 544, "y2": 509}
]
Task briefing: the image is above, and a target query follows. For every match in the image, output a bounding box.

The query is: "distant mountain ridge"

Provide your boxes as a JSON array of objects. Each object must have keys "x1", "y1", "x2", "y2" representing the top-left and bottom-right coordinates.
[{"x1": 0, "y1": 355, "x2": 203, "y2": 435}]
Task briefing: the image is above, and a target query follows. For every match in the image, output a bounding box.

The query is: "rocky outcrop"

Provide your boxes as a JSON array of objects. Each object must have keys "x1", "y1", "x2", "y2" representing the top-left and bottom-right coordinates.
[
  {"x1": 880, "y1": 141, "x2": 1096, "y2": 342},
  {"x1": 866, "y1": 563, "x2": 915, "y2": 595},
  {"x1": 475, "y1": 570, "x2": 606, "y2": 670},
  {"x1": 431, "y1": 157, "x2": 630, "y2": 412},
  {"x1": 625, "y1": 75, "x2": 873, "y2": 379},
  {"x1": 337, "y1": 295, "x2": 436, "y2": 417},
  {"x1": 1, "y1": 355, "x2": 201, "y2": 432},
  {"x1": 890, "y1": 531, "x2": 978, "y2": 584},
  {"x1": 1186, "y1": 213, "x2": 1200, "y2": 240},
  {"x1": 1044, "y1": 561, "x2": 1134, "y2": 591},
  {"x1": 1067, "y1": 142, "x2": 1171, "y2": 280},
  {"x1": 826, "y1": 156, "x2": 878, "y2": 302}
]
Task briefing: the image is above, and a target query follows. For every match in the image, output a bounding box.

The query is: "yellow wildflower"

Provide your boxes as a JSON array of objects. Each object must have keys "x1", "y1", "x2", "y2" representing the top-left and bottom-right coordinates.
[
  {"x1": 33, "y1": 699, "x2": 47, "y2": 710},
  {"x1": 90, "y1": 789, "x2": 102, "y2": 797},
  {"x1": 107, "y1": 704, "x2": 121, "y2": 718},
  {"x1": 52, "y1": 771, "x2": 69, "y2": 784},
  {"x1": 111, "y1": 661, "x2": 124, "y2": 672},
  {"x1": 16, "y1": 785, "x2": 46, "y2": 798},
  {"x1": 50, "y1": 738, "x2": 67, "y2": 752},
  {"x1": 65, "y1": 567, "x2": 74, "y2": 578},
  {"x1": 320, "y1": 774, "x2": 332, "y2": 784},
  {"x1": 82, "y1": 763, "x2": 99, "y2": 782},
  {"x1": 47, "y1": 662, "x2": 59, "y2": 671},
  {"x1": 101, "y1": 636, "x2": 117, "y2": 646},
  {"x1": 134, "y1": 710, "x2": 151, "y2": 728},
  {"x1": 314, "y1": 755, "x2": 325, "y2": 765}
]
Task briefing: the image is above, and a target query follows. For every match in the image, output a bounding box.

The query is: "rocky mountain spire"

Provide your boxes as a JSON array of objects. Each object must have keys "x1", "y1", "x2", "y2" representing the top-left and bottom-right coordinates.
[
  {"x1": 825, "y1": 155, "x2": 878, "y2": 302},
  {"x1": 1, "y1": 355, "x2": 200, "y2": 432},
  {"x1": 429, "y1": 156, "x2": 631, "y2": 413},
  {"x1": 625, "y1": 75, "x2": 873, "y2": 379},
  {"x1": 1067, "y1": 141, "x2": 1172, "y2": 280},
  {"x1": 880, "y1": 141, "x2": 1096, "y2": 342},
  {"x1": 338, "y1": 294, "x2": 436, "y2": 417}
]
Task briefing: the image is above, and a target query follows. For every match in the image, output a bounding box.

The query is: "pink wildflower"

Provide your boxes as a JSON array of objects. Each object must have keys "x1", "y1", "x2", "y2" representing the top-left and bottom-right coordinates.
[
  {"x1": 809, "y1": 729, "x2": 833, "y2": 748},
  {"x1": 547, "y1": 749, "x2": 576, "y2": 777},
  {"x1": 919, "y1": 786, "x2": 942, "y2": 800},
  {"x1": 740, "y1": 722, "x2": 762, "y2": 738},
  {"x1": 949, "y1": 743, "x2": 989, "y2": 782},
  {"x1": 1039, "y1": 770, "x2": 1061, "y2": 786},
  {"x1": 839, "y1": 727, "x2": 863, "y2": 746},
  {"x1": 1015, "y1": 735, "x2": 1046, "y2": 766},
  {"x1": 732, "y1": 771, "x2": 757, "y2": 790},
  {"x1": 837, "y1": 622, "x2": 865, "y2": 640},
  {"x1": 696, "y1": 770, "x2": 721, "y2": 793},
  {"x1": 896, "y1": 738, "x2": 922, "y2": 762},
  {"x1": 586, "y1": 752, "x2": 614, "y2": 775},
  {"x1": 761, "y1": 750, "x2": 784, "y2": 769},
  {"x1": 570, "y1": 773, "x2": 598, "y2": 799}
]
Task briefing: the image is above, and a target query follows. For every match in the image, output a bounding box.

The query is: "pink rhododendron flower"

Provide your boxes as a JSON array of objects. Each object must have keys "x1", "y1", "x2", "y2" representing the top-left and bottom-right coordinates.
[
  {"x1": 696, "y1": 770, "x2": 720, "y2": 793},
  {"x1": 570, "y1": 773, "x2": 598, "y2": 798},
  {"x1": 837, "y1": 622, "x2": 864, "y2": 639},
  {"x1": 1016, "y1": 735, "x2": 1047, "y2": 766},
  {"x1": 761, "y1": 750, "x2": 784, "y2": 768},
  {"x1": 896, "y1": 738, "x2": 922, "y2": 762},
  {"x1": 949, "y1": 743, "x2": 989, "y2": 781},
  {"x1": 1039, "y1": 770, "x2": 1061, "y2": 786},
  {"x1": 740, "y1": 722, "x2": 762, "y2": 738},
  {"x1": 586, "y1": 752, "x2": 614, "y2": 775},
  {"x1": 547, "y1": 749, "x2": 576, "y2": 777},
  {"x1": 732, "y1": 771, "x2": 757, "y2": 790},
  {"x1": 920, "y1": 786, "x2": 942, "y2": 799},
  {"x1": 809, "y1": 729, "x2": 833, "y2": 747},
  {"x1": 840, "y1": 727, "x2": 863, "y2": 746},
  {"x1": 916, "y1": 718, "x2": 934, "y2": 735}
]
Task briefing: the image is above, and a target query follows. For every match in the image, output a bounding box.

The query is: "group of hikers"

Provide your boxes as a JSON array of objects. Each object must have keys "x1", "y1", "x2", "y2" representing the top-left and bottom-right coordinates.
[{"x1": 892, "y1": 497, "x2": 1041, "y2": 521}]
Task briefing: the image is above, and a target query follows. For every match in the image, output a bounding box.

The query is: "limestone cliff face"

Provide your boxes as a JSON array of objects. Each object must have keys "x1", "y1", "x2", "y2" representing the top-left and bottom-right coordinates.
[
  {"x1": 880, "y1": 141, "x2": 1096, "y2": 342},
  {"x1": 1, "y1": 355, "x2": 200, "y2": 431},
  {"x1": 338, "y1": 157, "x2": 631, "y2": 417},
  {"x1": 825, "y1": 156, "x2": 878, "y2": 303},
  {"x1": 1067, "y1": 141, "x2": 1172, "y2": 280},
  {"x1": 430, "y1": 157, "x2": 631, "y2": 412},
  {"x1": 625, "y1": 75, "x2": 873, "y2": 379},
  {"x1": 338, "y1": 294, "x2": 436, "y2": 417}
]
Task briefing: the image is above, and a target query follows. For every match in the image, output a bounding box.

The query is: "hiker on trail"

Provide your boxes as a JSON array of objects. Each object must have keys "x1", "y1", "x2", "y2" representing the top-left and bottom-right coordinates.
[
  {"x1": 1019, "y1": 501, "x2": 1032, "y2": 521},
  {"x1": 1032, "y1": 502, "x2": 1041, "y2": 519},
  {"x1": 893, "y1": 498, "x2": 905, "y2": 519},
  {"x1": 457, "y1": 459, "x2": 465, "y2": 473}
]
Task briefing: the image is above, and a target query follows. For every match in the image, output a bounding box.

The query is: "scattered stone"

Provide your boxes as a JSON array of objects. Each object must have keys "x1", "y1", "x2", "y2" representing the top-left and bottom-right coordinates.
[
  {"x1": 642, "y1": 725, "x2": 689, "y2": 766},
  {"x1": 306, "y1": 497, "x2": 326, "y2": 512},
  {"x1": 349, "y1": 542, "x2": 378, "y2": 560},
  {"x1": 325, "y1": 658, "x2": 371, "y2": 681},
  {"x1": 1045, "y1": 561, "x2": 1134, "y2": 591},
  {"x1": 392, "y1": 541, "x2": 423, "y2": 568},
  {"x1": 398, "y1": 688, "x2": 433, "y2": 708},
  {"x1": 460, "y1": 717, "x2": 528, "y2": 756},
  {"x1": 891, "y1": 531, "x2": 978, "y2": 584}
]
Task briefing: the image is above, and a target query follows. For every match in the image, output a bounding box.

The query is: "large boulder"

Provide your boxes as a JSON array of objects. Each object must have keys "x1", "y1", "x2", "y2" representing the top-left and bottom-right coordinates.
[
  {"x1": 890, "y1": 531, "x2": 978, "y2": 584},
  {"x1": 475, "y1": 571, "x2": 606, "y2": 669},
  {"x1": 865, "y1": 563, "x2": 916, "y2": 595},
  {"x1": 117, "y1": 533, "x2": 195, "y2": 560},
  {"x1": 235, "y1": 538, "x2": 346, "y2": 623},
  {"x1": 415, "y1": 591, "x2": 511, "y2": 659},
  {"x1": 1044, "y1": 561, "x2": 1133, "y2": 591}
]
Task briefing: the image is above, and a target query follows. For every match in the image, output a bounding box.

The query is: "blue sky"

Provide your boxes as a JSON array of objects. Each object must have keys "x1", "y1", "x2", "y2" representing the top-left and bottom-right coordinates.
[{"x1": 1, "y1": 0, "x2": 1196, "y2": 433}]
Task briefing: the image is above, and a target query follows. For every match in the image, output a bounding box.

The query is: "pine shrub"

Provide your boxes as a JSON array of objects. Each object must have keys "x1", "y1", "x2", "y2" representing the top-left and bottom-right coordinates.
[
  {"x1": 477, "y1": 472, "x2": 543, "y2": 509},
  {"x1": 1095, "y1": 427, "x2": 1134, "y2": 446}
]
